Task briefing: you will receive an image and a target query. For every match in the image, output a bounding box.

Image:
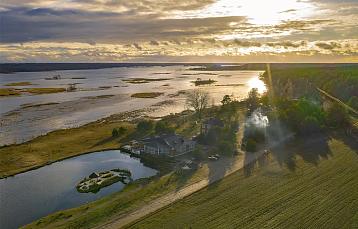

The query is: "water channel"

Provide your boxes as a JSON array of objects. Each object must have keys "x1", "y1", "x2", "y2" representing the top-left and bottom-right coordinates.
[{"x1": 0, "y1": 150, "x2": 158, "y2": 229}]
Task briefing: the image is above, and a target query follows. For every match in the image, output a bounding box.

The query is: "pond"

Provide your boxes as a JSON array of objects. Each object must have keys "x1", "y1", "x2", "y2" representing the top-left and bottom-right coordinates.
[{"x1": 0, "y1": 150, "x2": 158, "y2": 229}]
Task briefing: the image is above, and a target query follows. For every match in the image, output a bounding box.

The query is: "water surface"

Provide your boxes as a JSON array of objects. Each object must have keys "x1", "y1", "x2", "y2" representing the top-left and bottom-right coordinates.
[{"x1": 0, "y1": 150, "x2": 158, "y2": 229}]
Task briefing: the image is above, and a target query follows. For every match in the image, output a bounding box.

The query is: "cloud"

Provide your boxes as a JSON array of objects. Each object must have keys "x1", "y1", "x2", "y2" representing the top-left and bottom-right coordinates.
[
  {"x1": 86, "y1": 38, "x2": 96, "y2": 46},
  {"x1": 233, "y1": 39, "x2": 262, "y2": 47},
  {"x1": 279, "y1": 9, "x2": 297, "y2": 13},
  {"x1": 201, "y1": 38, "x2": 216, "y2": 44},
  {"x1": 0, "y1": 7, "x2": 247, "y2": 44},
  {"x1": 133, "y1": 43, "x2": 142, "y2": 50},
  {"x1": 273, "y1": 19, "x2": 337, "y2": 31},
  {"x1": 149, "y1": 40, "x2": 159, "y2": 45},
  {"x1": 315, "y1": 42, "x2": 341, "y2": 49},
  {"x1": 170, "y1": 39, "x2": 181, "y2": 45},
  {"x1": 267, "y1": 41, "x2": 303, "y2": 48}
]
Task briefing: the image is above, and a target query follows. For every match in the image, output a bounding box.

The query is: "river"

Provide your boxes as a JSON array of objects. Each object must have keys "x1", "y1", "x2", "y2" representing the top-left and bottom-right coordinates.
[
  {"x1": 0, "y1": 150, "x2": 158, "y2": 229},
  {"x1": 0, "y1": 65, "x2": 264, "y2": 145}
]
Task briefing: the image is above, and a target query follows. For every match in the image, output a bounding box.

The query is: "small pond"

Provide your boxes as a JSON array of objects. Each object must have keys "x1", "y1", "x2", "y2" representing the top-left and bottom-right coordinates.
[{"x1": 0, "y1": 150, "x2": 158, "y2": 229}]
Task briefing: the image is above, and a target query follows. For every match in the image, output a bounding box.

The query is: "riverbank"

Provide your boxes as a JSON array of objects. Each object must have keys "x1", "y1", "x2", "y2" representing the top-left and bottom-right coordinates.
[{"x1": 0, "y1": 101, "x2": 199, "y2": 178}]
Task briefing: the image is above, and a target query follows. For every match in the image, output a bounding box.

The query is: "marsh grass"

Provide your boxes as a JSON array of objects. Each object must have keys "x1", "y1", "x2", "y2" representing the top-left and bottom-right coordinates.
[
  {"x1": 4, "y1": 81, "x2": 37, "y2": 86},
  {"x1": 27, "y1": 88, "x2": 66, "y2": 94},
  {"x1": 131, "y1": 92, "x2": 164, "y2": 98},
  {"x1": 20, "y1": 102, "x2": 60, "y2": 108},
  {"x1": 0, "y1": 88, "x2": 22, "y2": 97},
  {"x1": 123, "y1": 78, "x2": 172, "y2": 84}
]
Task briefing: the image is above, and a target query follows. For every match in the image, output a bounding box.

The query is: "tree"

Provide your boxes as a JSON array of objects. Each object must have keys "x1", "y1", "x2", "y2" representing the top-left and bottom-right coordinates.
[
  {"x1": 206, "y1": 126, "x2": 222, "y2": 146},
  {"x1": 221, "y1": 95, "x2": 231, "y2": 110},
  {"x1": 220, "y1": 126, "x2": 237, "y2": 144},
  {"x1": 246, "y1": 138, "x2": 257, "y2": 152},
  {"x1": 193, "y1": 146, "x2": 205, "y2": 160},
  {"x1": 247, "y1": 88, "x2": 259, "y2": 110},
  {"x1": 259, "y1": 95, "x2": 270, "y2": 106},
  {"x1": 347, "y1": 96, "x2": 358, "y2": 110},
  {"x1": 186, "y1": 90, "x2": 210, "y2": 119},
  {"x1": 218, "y1": 141, "x2": 234, "y2": 156},
  {"x1": 325, "y1": 102, "x2": 349, "y2": 127},
  {"x1": 112, "y1": 127, "x2": 126, "y2": 137},
  {"x1": 137, "y1": 120, "x2": 153, "y2": 132},
  {"x1": 155, "y1": 121, "x2": 172, "y2": 134}
]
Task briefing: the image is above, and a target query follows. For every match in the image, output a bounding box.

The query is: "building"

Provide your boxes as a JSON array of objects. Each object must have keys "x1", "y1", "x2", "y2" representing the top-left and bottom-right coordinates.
[
  {"x1": 138, "y1": 133, "x2": 197, "y2": 156},
  {"x1": 200, "y1": 117, "x2": 228, "y2": 134}
]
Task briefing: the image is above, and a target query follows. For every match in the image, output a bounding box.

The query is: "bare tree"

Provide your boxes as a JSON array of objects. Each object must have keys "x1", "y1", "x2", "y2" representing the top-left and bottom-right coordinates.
[{"x1": 186, "y1": 90, "x2": 210, "y2": 119}]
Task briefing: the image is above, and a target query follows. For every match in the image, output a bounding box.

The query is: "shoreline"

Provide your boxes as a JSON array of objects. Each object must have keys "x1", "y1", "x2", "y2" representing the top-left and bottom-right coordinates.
[{"x1": 0, "y1": 98, "x2": 187, "y2": 179}]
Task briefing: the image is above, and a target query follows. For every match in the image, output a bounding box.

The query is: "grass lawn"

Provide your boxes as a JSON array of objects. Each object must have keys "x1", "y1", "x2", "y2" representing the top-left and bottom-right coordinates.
[
  {"x1": 0, "y1": 122, "x2": 140, "y2": 178},
  {"x1": 125, "y1": 130, "x2": 358, "y2": 229}
]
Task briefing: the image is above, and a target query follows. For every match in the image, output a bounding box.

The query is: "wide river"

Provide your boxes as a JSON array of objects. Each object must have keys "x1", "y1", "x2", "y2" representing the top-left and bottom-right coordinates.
[
  {"x1": 0, "y1": 65, "x2": 264, "y2": 145},
  {"x1": 0, "y1": 150, "x2": 158, "y2": 229}
]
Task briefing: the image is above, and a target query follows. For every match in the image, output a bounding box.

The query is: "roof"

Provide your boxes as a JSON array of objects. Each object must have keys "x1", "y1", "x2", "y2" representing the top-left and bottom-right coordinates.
[
  {"x1": 138, "y1": 133, "x2": 192, "y2": 150},
  {"x1": 89, "y1": 172, "x2": 99, "y2": 178},
  {"x1": 202, "y1": 117, "x2": 227, "y2": 127}
]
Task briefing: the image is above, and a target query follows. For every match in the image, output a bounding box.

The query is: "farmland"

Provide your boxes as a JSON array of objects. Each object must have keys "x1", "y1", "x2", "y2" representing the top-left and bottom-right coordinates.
[{"x1": 125, "y1": 130, "x2": 358, "y2": 229}]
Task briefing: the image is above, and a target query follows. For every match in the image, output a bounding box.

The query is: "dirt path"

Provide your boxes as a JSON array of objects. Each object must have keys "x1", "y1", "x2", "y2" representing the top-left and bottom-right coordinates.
[{"x1": 98, "y1": 137, "x2": 290, "y2": 229}]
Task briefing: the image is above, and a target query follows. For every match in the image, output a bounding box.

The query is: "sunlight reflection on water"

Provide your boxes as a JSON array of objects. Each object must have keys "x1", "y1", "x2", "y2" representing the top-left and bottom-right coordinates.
[{"x1": 247, "y1": 76, "x2": 267, "y2": 94}]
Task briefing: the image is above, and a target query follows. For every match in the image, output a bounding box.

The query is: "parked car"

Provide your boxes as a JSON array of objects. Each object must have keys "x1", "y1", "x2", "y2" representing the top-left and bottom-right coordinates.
[
  {"x1": 208, "y1": 156, "x2": 217, "y2": 161},
  {"x1": 202, "y1": 146, "x2": 208, "y2": 150}
]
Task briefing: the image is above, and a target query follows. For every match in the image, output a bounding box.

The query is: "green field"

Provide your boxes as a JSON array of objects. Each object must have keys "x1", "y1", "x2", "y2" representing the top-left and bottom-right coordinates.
[{"x1": 126, "y1": 130, "x2": 358, "y2": 229}]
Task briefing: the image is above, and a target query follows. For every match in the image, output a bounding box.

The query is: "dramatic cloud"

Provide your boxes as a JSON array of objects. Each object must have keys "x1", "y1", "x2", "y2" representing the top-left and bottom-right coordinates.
[
  {"x1": 0, "y1": 0, "x2": 357, "y2": 62},
  {"x1": 315, "y1": 42, "x2": 341, "y2": 49},
  {"x1": 233, "y1": 39, "x2": 262, "y2": 47},
  {"x1": 133, "y1": 43, "x2": 142, "y2": 50},
  {"x1": 149, "y1": 40, "x2": 159, "y2": 46}
]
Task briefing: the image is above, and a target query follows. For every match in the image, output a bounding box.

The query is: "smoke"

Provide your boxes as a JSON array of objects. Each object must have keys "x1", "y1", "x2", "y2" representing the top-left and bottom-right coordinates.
[
  {"x1": 244, "y1": 108, "x2": 290, "y2": 144},
  {"x1": 245, "y1": 108, "x2": 269, "y2": 129}
]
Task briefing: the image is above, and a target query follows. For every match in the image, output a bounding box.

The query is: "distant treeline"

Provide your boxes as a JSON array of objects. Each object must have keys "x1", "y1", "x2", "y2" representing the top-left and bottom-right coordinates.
[
  {"x1": 1, "y1": 63, "x2": 356, "y2": 74},
  {"x1": 262, "y1": 65, "x2": 358, "y2": 104},
  {"x1": 190, "y1": 63, "x2": 356, "y2": 71}
]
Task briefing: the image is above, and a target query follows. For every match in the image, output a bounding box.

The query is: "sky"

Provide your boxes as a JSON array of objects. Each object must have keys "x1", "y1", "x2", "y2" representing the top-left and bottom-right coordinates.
[{"x1": 0, "y1": 0, "x2": 357, "y2": 63}]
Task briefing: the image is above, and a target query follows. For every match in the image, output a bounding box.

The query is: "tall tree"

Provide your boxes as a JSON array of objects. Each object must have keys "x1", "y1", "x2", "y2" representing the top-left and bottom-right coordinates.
[
  {"x1": 186, "y1": 90, "x2": 210, "y2": 119},
  {"x1": 325, "y1": 102, "x2": 349, "y2": 127},
  {"x1": 247, "y1": 88, "x2": 259, "y2": 111}
]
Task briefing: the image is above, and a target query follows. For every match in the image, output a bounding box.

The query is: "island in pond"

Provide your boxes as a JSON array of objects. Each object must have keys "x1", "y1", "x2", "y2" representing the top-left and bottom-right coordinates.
[{"x1": 77, "y1": 169, "x2": 131, "y2": 193}]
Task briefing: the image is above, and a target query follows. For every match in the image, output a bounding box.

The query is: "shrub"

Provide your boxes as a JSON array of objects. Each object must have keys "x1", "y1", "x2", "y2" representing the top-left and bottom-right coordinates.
[
  {"x1": 193, "y1": 146, "x2": 205, "y2": 160},
  {"x1": 112, "y1": 127, "x2": 126, "y2": 137},
  {"x1": 246, "y1": 138, "x2": 257, "y2": 152},
  {"x1": 155, "y1": 121, "x2": 173, "y2": 134},
  {"x1": 137, "y1": 120, "x2": 154, "y2": 132},
  {"x1": 218, "y1": 140, "x2": 234, "y2": 156}
]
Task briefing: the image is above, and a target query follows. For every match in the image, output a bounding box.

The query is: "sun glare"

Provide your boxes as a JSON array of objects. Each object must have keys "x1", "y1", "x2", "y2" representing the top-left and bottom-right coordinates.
[{"x1": 248, "y1": 76, "x2": 267, "y2": 94}]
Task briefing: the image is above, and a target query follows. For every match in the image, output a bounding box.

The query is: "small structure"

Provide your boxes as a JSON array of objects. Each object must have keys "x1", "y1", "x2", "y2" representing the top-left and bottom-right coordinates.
[
  {"x1": 182, "y1": 165, "x2": 191, "y2": 170},
  {"x1": 89, "y1": 172, "x2": 99, "y2": 179},
  {"x1": 200, "y1": 117, "x2": 228, "y2": 134}
]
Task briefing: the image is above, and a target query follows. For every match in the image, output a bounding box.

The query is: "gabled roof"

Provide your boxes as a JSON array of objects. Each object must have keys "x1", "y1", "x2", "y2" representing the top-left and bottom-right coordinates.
[
  {"x1": 138, "y1": 133, "x2": 192, "y2": 150},
  {"x1": 89, "y1": 172, "x2": 99, "y2": 179},
  {"x1": 202, "y1": 117, "x2": 227, "y2": 127}
]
